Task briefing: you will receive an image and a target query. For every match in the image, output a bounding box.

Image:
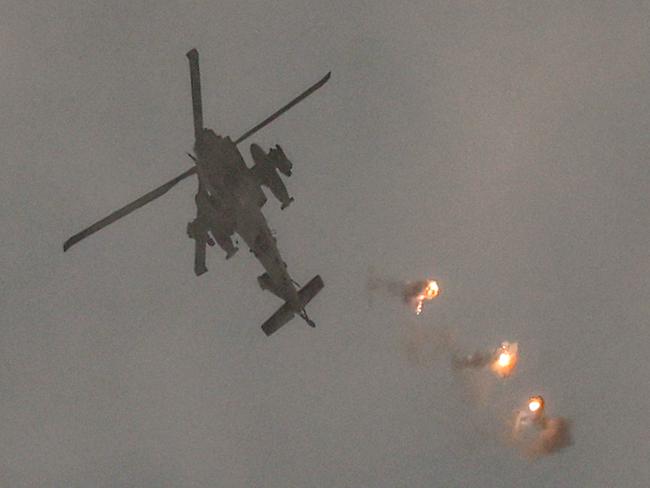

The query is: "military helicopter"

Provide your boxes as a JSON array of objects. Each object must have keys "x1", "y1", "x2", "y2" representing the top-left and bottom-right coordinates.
[{"x1": 64, "y1": 49, "x2": 329, "y2": 336}]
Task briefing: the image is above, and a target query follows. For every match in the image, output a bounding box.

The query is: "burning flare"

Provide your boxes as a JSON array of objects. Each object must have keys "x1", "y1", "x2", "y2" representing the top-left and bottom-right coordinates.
[
  {"x1": 414, "y1": 280, "x2": 439, "y2": 315},
  {"x1": 451, "y1": 340, "x2": 519, "y2": 379},
  {"x1": 490, "y1": 341, "x2": 519, "y2": 378},
  {"x1": 512, "y1": 394, "x2": 571, "y2": 457},
  {"x1": 528, "y1": 395, "x2": 544, "y2": 414},
  {"x1": 513, "y1": 394, "x2": 547, "y2": 436},
  {"x1": 498, "y1": 353, "x2": 511, "y2": 366}
]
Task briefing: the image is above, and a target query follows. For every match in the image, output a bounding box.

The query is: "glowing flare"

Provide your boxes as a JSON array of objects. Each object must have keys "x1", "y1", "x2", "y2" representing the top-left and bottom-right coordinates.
[
  {"x1": 423, "y1": 280, "x2": 439, "y2": 300},
  {"x1": 413, "y1": 280, "x2": 439, "y2": 315},
  {"x1": 497, "y1": 352, "x2": 512, "y2": 367},
  {"x1": 490, "y1": 341, "x2": 519, "y2": 378},
  {"x1": 528, "y1": 395, "x2": 545, "y2": 413}
]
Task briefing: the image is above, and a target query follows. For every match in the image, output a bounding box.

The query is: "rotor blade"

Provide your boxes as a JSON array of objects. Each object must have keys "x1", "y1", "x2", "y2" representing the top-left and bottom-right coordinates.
[
  {"x1": 186, "y1": 49, "x2": 204, "y2": 143},
  {"x1": 234, "y1": 71, "x2": 331, "y2": 145},
  {"x1": 63, "y1": 166, "x2": 196, "y2": 252}
]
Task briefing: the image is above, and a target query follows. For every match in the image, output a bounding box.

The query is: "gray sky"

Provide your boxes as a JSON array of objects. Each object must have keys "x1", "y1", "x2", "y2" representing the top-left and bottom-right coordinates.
[{"x1": 2, "y1": 1, "x2": 649, "y2": 486}]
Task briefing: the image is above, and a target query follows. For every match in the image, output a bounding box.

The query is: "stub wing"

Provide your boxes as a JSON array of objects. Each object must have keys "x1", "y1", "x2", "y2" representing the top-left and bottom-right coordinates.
[
  {"x1": 261, "y1": 275, "x2": 324, "y2": 336},
  {"x1": 261, "y1": 302, "x2": 295, "y2": 337},
  {"x1": 187, "y1": 218, "x2": 212, "y2": 276}
]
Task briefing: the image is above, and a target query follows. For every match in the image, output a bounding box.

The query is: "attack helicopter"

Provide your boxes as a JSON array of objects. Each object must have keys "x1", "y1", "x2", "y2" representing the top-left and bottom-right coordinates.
[{"x1": 64, "y1": 49, "x2": 329, "y2": 336}]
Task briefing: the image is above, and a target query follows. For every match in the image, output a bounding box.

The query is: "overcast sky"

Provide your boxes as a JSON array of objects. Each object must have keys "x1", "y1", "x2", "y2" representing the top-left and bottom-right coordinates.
[{"x1": 2, "y1": 1, "x2": 649, "y2": 486}]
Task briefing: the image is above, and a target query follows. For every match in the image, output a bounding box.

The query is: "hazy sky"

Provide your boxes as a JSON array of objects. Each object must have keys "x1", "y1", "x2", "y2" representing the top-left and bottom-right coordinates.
[{"x1": 2, "y1": 1, "x2": 649, "y2": 486}]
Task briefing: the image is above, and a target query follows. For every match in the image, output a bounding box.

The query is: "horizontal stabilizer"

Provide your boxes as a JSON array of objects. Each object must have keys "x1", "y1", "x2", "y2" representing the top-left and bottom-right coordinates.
[
  {"x1": 260, "y1": 302, "x2": 294, "y2": 336},
  {"x1": 297, "y1": 274, "x2": 324, "y2": 305},
  {"x1": 261, "y1": 275, "x2": 324, "y2": 336}
]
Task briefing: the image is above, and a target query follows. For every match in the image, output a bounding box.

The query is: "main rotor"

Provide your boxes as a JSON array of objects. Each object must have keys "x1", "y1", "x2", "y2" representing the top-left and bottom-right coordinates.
[{"x1": 63, "y1": 50, "x2": 330, "y2": 252}]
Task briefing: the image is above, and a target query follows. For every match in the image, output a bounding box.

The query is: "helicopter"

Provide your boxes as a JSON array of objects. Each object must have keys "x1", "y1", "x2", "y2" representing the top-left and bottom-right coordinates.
[{"x1": 64, "y1": 49, "x2": 329, "y2": 336}]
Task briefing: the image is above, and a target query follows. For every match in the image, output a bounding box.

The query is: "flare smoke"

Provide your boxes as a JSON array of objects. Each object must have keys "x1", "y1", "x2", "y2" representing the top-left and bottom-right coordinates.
[
  {"x1": 368, "y1": 272, "x2": 439, "y2": 315},
  {"x1": 512, "y1": 396, "x2": 572, "y2": 458},
  {"x1": 527, "y1": 416, "x2": 572, "y2": 458},
  {"x1": 451, "y1": 341, "x2": 519, "y2": 378}
]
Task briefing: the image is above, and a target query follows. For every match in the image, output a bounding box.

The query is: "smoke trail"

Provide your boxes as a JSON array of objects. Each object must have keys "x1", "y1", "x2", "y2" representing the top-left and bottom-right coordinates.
[
  {"x1": 511, "y1": 405, "x2": 573, "y2": 459},
  {"x1": 526, "y1": 416, "x2": 573, "y2": 458},
  {"x1": 451, "y1": 350, "x2": 493, "y2": 370},
  {"x1": 367, "y1": 269, "x2": 439, "y2": 314},
  {"x1": 367, "y1": 276, "x2": 409, "y2": 299},
  {"x1": 451, "y1": 342, "x2": 519, "y2": 378},
  {"x1": 403, "y1": 320, "x2": 456, "y2": 366}
]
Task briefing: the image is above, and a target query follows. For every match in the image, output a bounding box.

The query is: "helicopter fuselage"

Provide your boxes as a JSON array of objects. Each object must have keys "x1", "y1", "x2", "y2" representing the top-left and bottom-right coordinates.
[{"x1": 194, "y1": 129, "x2": 301, "y2": 311}]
